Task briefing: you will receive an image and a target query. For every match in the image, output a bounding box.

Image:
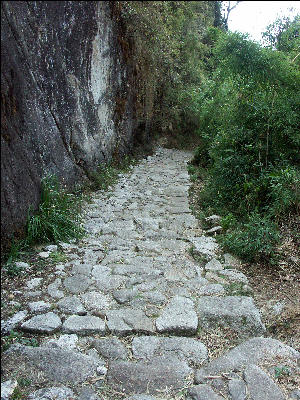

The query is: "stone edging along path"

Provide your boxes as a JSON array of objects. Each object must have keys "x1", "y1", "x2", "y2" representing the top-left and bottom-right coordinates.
[{"x1": 1, "y1": 147, "x2": 299, "y2": 400}]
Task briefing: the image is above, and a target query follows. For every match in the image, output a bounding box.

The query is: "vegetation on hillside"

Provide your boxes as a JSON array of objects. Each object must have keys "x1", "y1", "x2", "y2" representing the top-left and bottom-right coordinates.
[{"x1": 189, "y1": 14, "x2": 300, "y2": 262}]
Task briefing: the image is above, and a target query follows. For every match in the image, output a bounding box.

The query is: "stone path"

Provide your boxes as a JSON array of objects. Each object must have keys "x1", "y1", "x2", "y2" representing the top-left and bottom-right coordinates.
[{"x1": 2, "y1": 148, "x2": 299, "y2": 400}]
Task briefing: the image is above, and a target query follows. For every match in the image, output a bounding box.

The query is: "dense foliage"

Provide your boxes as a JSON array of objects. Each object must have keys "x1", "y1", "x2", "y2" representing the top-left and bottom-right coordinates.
[
  {"x1": 190, "y1": 18, "x2": 300, "y2": 262},
  {"x1": 116, "y1": 1, "x2": 216, "y2": 141}
]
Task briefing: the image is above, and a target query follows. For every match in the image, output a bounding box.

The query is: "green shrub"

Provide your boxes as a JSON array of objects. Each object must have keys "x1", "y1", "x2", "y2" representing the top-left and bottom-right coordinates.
[
  {"x1": 26, "y1": 175, "x2": 84, "y2": 245},
  {"x1": 218, "y1": 213, "x2": 280, "y2": 262}
]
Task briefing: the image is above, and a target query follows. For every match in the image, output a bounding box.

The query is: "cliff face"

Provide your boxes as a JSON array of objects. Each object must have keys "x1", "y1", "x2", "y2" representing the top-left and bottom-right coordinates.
[{"x1": 1, "y1": 1, "x2": 140, "y2": 246}]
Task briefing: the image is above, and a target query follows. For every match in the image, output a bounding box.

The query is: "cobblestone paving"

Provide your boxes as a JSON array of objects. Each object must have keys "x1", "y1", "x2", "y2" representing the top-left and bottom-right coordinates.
[{"x1": 2, "y1": 148, "x2": 299, "y2": 399}]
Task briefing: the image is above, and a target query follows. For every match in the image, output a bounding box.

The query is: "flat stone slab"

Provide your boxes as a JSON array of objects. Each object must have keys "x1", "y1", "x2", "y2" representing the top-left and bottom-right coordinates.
[
  {"x1": 28, "y1": 301, "x2": 52, "y2": 313},
  {"x1": 197, "y1": 296, "x2": 265, "y2": 337},
  {"x1": 106, "y1": 309, "x2": 155, "y2": 335},
  {"x1": 244, "y1": 364, "x2": 285, "y2": 400},
  {"x1": 228, "y1": 379, "x2": 246, "y2": 400},
  {"x1": 43, "y1": 334, "x2": 79, "y2": 350},
  {"x1": 28, "y1": 386, "x2": 75, "y2": 400},
  {"x1": 4, "y1": 344, "x2": 99, "y2": 384},
  {"x1": 196, "y1": 284, "x2": 225, "y2": 296},
  {"x1": 1, "y1": 310, "x2": 28, "y2": 334},
  {"x1": 156, "y1": 296, "x2": 198, "y2": 335},
  {"x1": 62, "y1": 315, "x2": 106, "y2": 335},
  {"x1": 80, "y1": 291, "x2": 112, "y2": 311},
  {"x1": 21, "y1": 312, "x2": 62, "y2": 333},
  {"x1": 91, "y1": 337, "x2": 129, "y2": 360},
  {"x1": 189, "y1": 236, "x2": 219, "y2": 259},
  {"x1": 188, "y1": 384, "x2": 223, "y2": 400},
  {"x1": 204, "y1": 258, "x2": 223, "y2": 271},
  {"x1": 63, "y1": 274, "x2": 92, "y2": 294},
  {"x1": 57, "y1": 296, "x2": 86, "y2": 314},
  {"x1": 1, "y1": 380, "x2": 17, "y2": 400},
  {"x1": 95, "y1": 274, "x2": 126, "y2": 292},
  {"x1": 132, "y1": 336, "x2": 208, "y2": 365},
  {"x1": 218, "y1": 269, "x2": 248, "y2": 284},
  {"x1": 195, "y1": 337, "x2": 300, "y2": 380},
  {"x1": 47, "y1": 278, "x2": 64, "y2": 299},
  {"x1": 107, "y1": 356, "x2": 192, "y2": 395}
]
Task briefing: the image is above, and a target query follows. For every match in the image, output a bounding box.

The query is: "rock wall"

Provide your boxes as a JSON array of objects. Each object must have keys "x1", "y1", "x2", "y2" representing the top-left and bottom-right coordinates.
[{"x1": 1, "y1": 1, "x2": 142, "y2": 247}]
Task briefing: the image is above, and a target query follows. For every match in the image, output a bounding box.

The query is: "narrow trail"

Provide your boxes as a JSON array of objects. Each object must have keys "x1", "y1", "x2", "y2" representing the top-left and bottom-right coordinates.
[{"x1": 2, "y1": 148, "x2": 299, "y2": 400}]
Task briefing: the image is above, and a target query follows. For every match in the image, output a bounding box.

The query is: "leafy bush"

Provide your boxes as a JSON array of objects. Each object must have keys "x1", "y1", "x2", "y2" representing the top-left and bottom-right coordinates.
[
  {"x1": 191, "y1": 27, "x2": 299, "y2": 261},
  {"x1": 218, "y1": 213, "x2": 280, "y2": 262}
]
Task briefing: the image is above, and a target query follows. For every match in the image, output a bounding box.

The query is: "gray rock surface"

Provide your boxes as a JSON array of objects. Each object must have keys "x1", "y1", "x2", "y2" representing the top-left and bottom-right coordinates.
[
  {"x1": 244, "y1": 364, "x2": 285, "y2": 400},
  {"x1": 28, "y1": 386, "x2": 75, "y2": 400},
  {"x1": 188, "y1": 384, "x2": 223, "y2": 400},
  {"x1": 156, "y1": 296, "x2": 198, "y2": 335},
  {"x1": 62, "y1": 315, "x2": 106, "y2": 335},
  {"x1": 28, "y1": 301, "x2": 52, "y2": 313},
  {"x1": 195, "y1": 337, "x2": 300, "y2": 380},
  {"x1": 107, "y1": 357, "x2": 192, "y2": 394},
  {"x1": 1, "y1": 310, "x2": 28, "y2": 334},
  {"x1": 4, "y1": 344, "x2": 100, "y2": 384},
  {"x1": 63, "y1": 275, "x2": 92, "y2": 294},
  {"x1": 189, "y1": 236, "x2": 219, "y2": 259},
  {"x1": 106, "y1": 309, "x2": 155, "y2": 335},
  {"x1": 92, "y1": 337, "x2": 129, "y2": 360},
  {"x1": 197, "y1": 296, "x2": 265, "y2": 336},
  {"x1": 1, "y1": 380, "x2": 18, "y2": 400},
  {"x1": 133, "y1": 336, "x2": 208, "y2": 364},
  {"x1": 57, "y1": 296, "x2": 86, "y2": 314},
  {"x1": 228, "y1": 379, "x2": 247, "y2": 400},
  {"x1": 21, "y1": 312, "x2": 62, "y2": 333}
]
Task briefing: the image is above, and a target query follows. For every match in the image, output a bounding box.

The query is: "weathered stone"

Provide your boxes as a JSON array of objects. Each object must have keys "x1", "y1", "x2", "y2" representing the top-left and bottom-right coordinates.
[
  {"x1": 21, "y1": 312, "x2": 62, "y2": 333},
  {"x1": 91, "y1": 337, "x2": 129, "y2": 360},
  {"x1": 62, "y1": 315, "x2": 106, "y2": 335},
  {"x1": 156, "y1": 296, "x2": 198, "y2": 335},
  {"x1": 113, "y1": 288, "x2": 138, "y2": 304},
  {"x1": 43, "y1": 334, "x2": 79, "y2": 350},
  {"x1": 28, "y1": 301, "x2": 52, "y2": 313},
  {"x1": 228, "y1": 379, "x2": 247, "y2": 400},
  {"x1": 106, "y1": 309, "x2": 155, "y2": 335},
  {"x1": 1, "y1": 380, "x2": 18, "y2": 400},
  {"x1": 80, "y1": 291, "x2": 112, "y2": 311},
  {"x1": 71, "y1": 263, "x2": 93, "y2": 275},
  {"x1": 78, "y1": 387, "x2": 100, "y2": 400},
  {"x1": 187, "y1": 384, "x2": 223, "y2": 400},
  {"x1": 28, "y1": 386, "x2": 75, "y2": 400},
  {"x1": 57, "y1": 296, "x2": 86, "y2": 314},
  {"x1": 223, "y1": 253, "x2": 241, "y2": 267},
  {"x1": 132, "y1": 336, "x2": 207, "y2": 365},
  {"x1": 1, "y1": 310, "x2": 28, "y2": 334},
  {"x1": 244, "y1": 364, "x2": 285, "y2": 400},
  {"x1": 39, "y1": 252, "x2": 50, "y2": 258},
  {"x1": 95, "y1": 274, "x2": 126, "y2": 292},
  {"x1": 206, "y1": 226, "x2": 222, "y2": 235},
  {"x1": 47, "y1": 278, "x2": 64, "y2": 299},
  {"x1": 63, "y1": 274, "x2": 92, "y2": 294},
  {"x1": 289, "y1": 389, "x2": 300, "y2": 400},
  {"x1": 205, "y1": 215, "x2": 221, "y2": 226},
  {"x1": 24, "y1": 291, "x2": 43, "y2": 298},
  {"x1": 44, "y1": 245, "x2": 58, "y2": 253},
  {"x1": 196, "y1": 284, "x2": 225, "y2": 296},
  {"x1": 218, "y1": 269, "x2": 248, "y2": 284},
  {"x1": 189, "y1": 236, "x2": 219, "y2": 259},
  {"x1": 107, "y1": 356, "x2": 192, "y2": 394},
  {"x1": 25, "y1": 278, "x2": 43, "y2": 290},
  {"x1": 4, "y1": 344, "x2": 100, "y2": 384},
  {"x1": 204, "y1": 258, "x2": 223, "y2": 271},
  {"x1": 197, "y1": 296, "x2": 265, "y2": 336},
  {"x1": 195, "y1": 337, "x2": 300, "y2": 380},
  {"x1": 125, "y1": 396, "x2": 160, "y2": 400}
]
